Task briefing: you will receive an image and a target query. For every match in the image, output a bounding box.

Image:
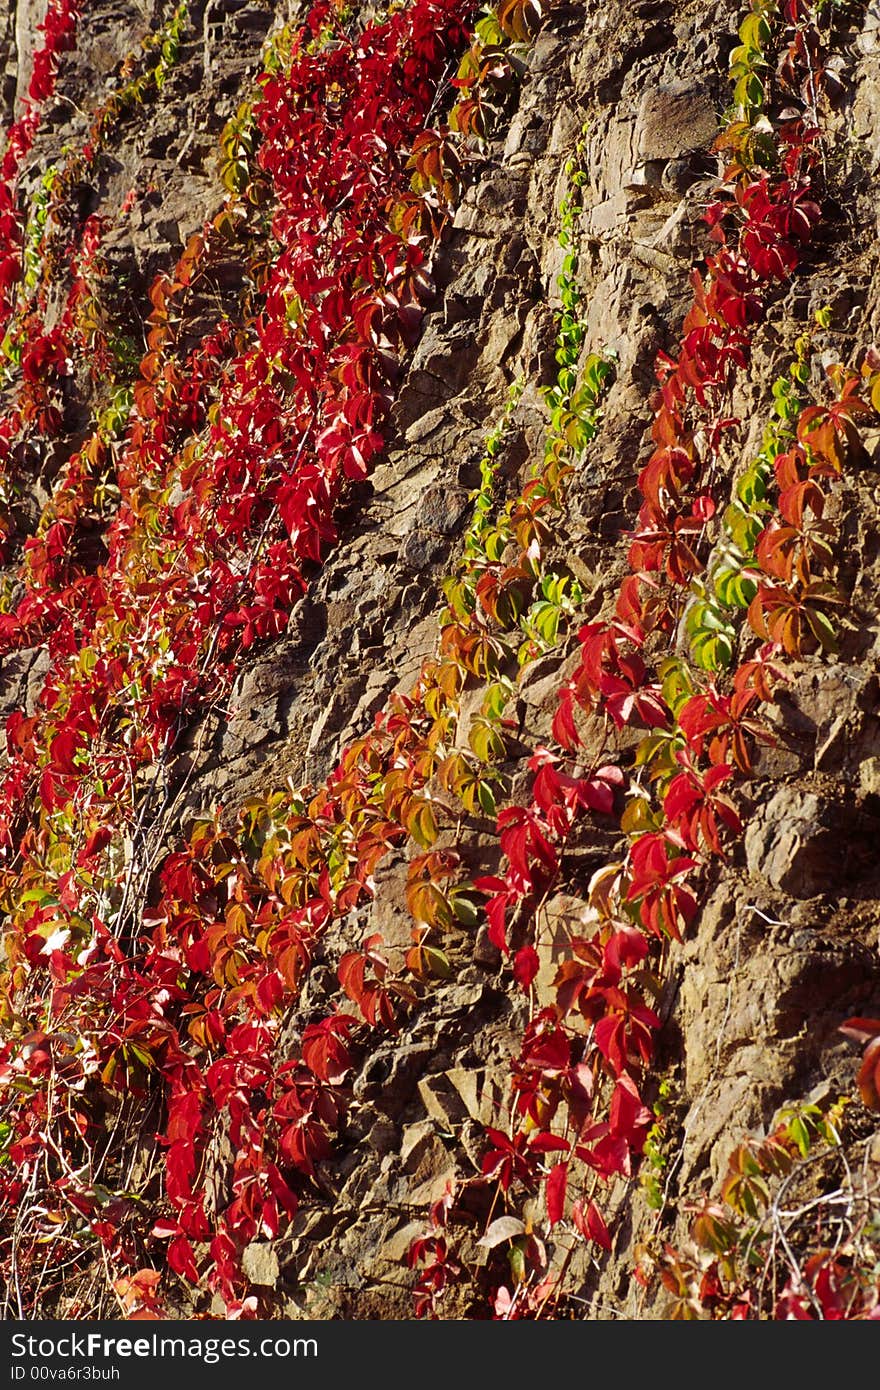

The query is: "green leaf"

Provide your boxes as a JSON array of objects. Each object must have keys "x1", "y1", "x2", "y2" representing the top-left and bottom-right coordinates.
[
  {"x1": 531, "y1": 601, "x2": 560, "y2": 644},
  {"x1": 715, "y1": 566, "x2": 758, "y2": 609},
  {"x1": 620, "y1": 793, "x2": 659, "y2": 834},
  {"x1": 423, "y1": 946, "x2": 452, "y2": 979},
  {"x1": 508, "y1": 1242, "x2": 527, "y2": 1284},
  {"x1": 477, "y1": 779, "x2": 497, "y2": 817},
  {"x1": 19, "y1": 889, "x2": 60, "y2": 907},
  {"x1": 469, "y1": 718, "x2": 506, "y2": 763},
  {"x1": 733, "y1": 70, "x2": 764, "y2": 114},
  {"x1": 482, "y1": 679, "x2": 513, "y2": 722},
  {"x1": 738, "y1": 11, "x2": 771, "y2": 51},
  {"x1": 475, "y1": 12, "x2": 505, "y2": 43},
  {"x1": 805, "y1": 606, "x2": 839, "y2": 654},
  {"x1": 409, "y1": 801, "x2": 439, "y2": 849},
  {"x1": 659, "y1": 657, "x2": 696, "y2": 714},
  {"x1": 724, "y1": 498, "x2": 763, "y2": 549},
  {"x1": 584, "y1": 354, "x2": 612, "y2": 394},
  {"x1": 691, "y1": 630, "x2": 733, "y2": 671},
  {"x1": 787, "y1": 1114, "x2": 811, "y2": 1158},
  {"x1": 450, "y1": 893, "x2": 479, "y2": 927},
  {"x1": 485, "y1": 530, "x2": 507, "y2": 562},
  {"x1": 127, "y1": 1044, "x2": 155, "y2": 1070}
]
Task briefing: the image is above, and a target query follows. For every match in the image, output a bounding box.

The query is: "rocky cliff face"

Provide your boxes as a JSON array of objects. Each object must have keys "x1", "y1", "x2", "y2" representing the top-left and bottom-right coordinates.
[{"x1": 0, "y1": 0, "x2": 879, "y2": 1320}]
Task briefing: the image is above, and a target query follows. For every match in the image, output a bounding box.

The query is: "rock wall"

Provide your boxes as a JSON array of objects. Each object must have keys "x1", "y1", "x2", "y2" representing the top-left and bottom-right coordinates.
[{"x1": 1, "y1": 0, "x2": 879, "y2": 1319}]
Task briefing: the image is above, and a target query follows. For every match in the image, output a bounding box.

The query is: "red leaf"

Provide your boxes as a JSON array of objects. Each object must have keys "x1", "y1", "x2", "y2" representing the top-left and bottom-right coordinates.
[
  {"x1": 546, "y1": 1161, "x2": 567, "y2": 1227},
  {"x1": 585, "y1": 1199, "x2": 612, "y2": 1249},
  {"x1": 337, "y1": 951, "x2": 366, "y2": 1003},
  {"x1": 151, "y1": 1219, "x2": 181, "y2": 1239},
  {"x1": 576, "y1": 1132, "x2": 631, "y2": 1179},
  {"x1": 513, "y1": 945, "x2": 539, "y2": 992},
  {"x1": 302, "y1": 1013, "x2": 355, "y2": 1084},
  {"x1": 856, "y1": 1036, "x2": 880, "y2": 1112},
  {"x1": 609, "y1": 1073, "x2": 653, "y2": 1148},
  {"x1": 604, "y1": 927, "x2": 648, "y2": 972},
  {"x1": 49, "y1": 728, "x2": 80, "y2": 774},
  {"x1": 552, "y1": 686, "x2": 580, "y2": 750},
  {"x1": 167, "y1": 1235, "x2": 199, "y2": 1284},
  {"x1": 840, "y1": 1017, "x2": 880, "y2": 1044},
  {"x1": 528, "y1": 1133, "x2": 569, "y2": 1155}
]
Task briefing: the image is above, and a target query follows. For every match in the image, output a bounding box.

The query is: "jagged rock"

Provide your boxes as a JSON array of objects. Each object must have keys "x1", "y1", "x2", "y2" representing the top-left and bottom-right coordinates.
[
  {"x1": 417, "y1": 1066, "x2": 503, "y2": 1128},
  {"x1": 744, "y1": 788, "x2": 841, "y2": 897},
  {"x1": 353, "y1": 1042, "x2": 437, "y2": 1114},
  {"x1": 242, "y1": 1242, "x2": 280, "y2": 1286},
  {"x1": 473, "y1": 923, "x2": 502, "y2": 970},
  {"x1": 634, "y1": 80, "x2": 718, "y2": 165}
]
